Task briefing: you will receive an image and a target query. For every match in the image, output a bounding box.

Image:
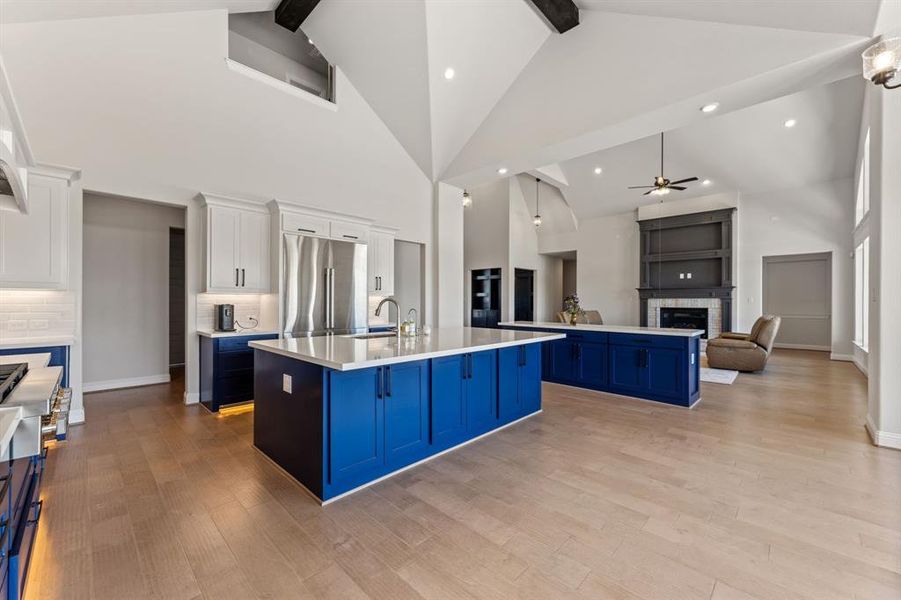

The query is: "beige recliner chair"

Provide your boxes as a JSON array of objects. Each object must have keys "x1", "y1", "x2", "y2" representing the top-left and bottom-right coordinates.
[{"x1": 706, "y1": 315, "x2": 782, "y2": 372}]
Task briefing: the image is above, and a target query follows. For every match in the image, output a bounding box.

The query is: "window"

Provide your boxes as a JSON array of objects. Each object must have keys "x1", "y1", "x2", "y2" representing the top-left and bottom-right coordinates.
[
  {"x1": 855, "y1": 129, "x2": 870, "y2": 225},
  {"x1": 854, "y1": 237, "x2": 869, "y2": 350}
]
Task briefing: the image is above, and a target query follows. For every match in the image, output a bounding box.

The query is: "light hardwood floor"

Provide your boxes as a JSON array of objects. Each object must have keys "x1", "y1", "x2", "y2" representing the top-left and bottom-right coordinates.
[{"x1": 25, "y1": 350, "x2": 901, "y2": 600}]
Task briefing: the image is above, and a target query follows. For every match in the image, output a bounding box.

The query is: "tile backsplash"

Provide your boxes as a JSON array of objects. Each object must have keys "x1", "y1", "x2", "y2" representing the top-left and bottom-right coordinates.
[
  {"x1": 195, "y1": 293, "x2": 276, "y2": 332},
  {"x1": 0, "y1": 290, "x2": 77, "y2": 342}
]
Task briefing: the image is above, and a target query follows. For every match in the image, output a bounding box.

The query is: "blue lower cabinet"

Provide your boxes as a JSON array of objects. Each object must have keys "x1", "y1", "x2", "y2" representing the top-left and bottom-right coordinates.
[
  {"x1": 466, "y1": 350, "x2": 497, "y2": 436},
  {"x1": 430, "y1": 355, "x2": 468, "y2": 449},
  {"x1": 328, "y1": 367, "x2": 384, "y2": 489},
  {"x1": 200, "y1": 333, "x2": 278, "y2": 412},
  {"x1": 7, "y1": 469, "x2": 41, "y2": 600},
  {"x1": 503, "y1": 326, "x2": 699, "y2": 407},
  {"x1": 608, "y1": 345, "x2": 647, "y2": 395},
  {"x1": 383, "y1": 362, "x2": 431, "y2": 468},
  {"x1": 574, "y1": 341, "x2": 608, "y2": 389},
  {"x1": 499, "y1": 344, "x2": 542, "y2": 422}
]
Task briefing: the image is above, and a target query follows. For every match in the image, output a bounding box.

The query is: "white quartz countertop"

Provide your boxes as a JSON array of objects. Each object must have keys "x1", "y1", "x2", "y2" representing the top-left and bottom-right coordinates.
[
  {"x1": 250, "y1": 327, "x2": 565, "y2": 371},
  {"x1": 498, "y1": 321, "x2": 704, "y2": 338},
  {"x1": 0, "y1": 406, "x2": 23, "y2": 457},
  {"x1": 0, "y1": 353, "x2": 52, "y2": 369},
  {"x1": 4, "y1": 365, "x2": 62, "y2": 417},
  {"x1": 197, "y1": 329, "x2": 279, "y2": 338},
  {"x1": 0, "y1": 336, "x2": 74, "y2": 350}
]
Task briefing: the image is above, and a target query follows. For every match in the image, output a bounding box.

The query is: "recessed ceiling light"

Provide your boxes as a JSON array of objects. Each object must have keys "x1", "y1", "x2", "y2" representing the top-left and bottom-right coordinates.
[
  {"x1": 702, "y1": 179, "x2": 712, "y2": 186},
  {"x1": 594, "y1": 167, "x2": 603, "y2": 175},
  {"x1": 444, "y1": 67, "x2": 455, "y2": 80},
  {"x1": 497, "y1": 167, "x2": 508, "y2": 175},
  {"x1": 783, "y1": 118, "x2": 797, "y2": 128},
  {"x1": 700, "y1": 102, "x2": 719, "y2": 113}
]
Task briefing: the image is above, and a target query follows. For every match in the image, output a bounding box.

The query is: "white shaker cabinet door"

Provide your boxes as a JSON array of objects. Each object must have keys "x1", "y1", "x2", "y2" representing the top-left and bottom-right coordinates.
[
  {"x1": 0, "y1": 174, "x2": 68, "y2": 288},
  {"x1": 378, "y1": 233, "x2": 395, "y2": 296},
  {"x1": 238, "y1": 210, "x2": 270, "y2": 292},
  {"x1": 206, "y1": 205, "x2": 240, "y2": 291}
]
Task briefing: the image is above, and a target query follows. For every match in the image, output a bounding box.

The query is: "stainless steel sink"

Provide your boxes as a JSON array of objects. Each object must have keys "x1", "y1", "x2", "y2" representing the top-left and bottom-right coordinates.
[{"x1": 347, "y1": 332, "x2": 397, "y2": 340}]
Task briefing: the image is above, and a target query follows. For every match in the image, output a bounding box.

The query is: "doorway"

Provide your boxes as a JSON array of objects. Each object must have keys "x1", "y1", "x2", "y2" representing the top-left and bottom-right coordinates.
[
  {"x1": 169, "y1": 228, "x2": 186, "y2": 367},
  {"x1": 514, "y1": 268, "x2": 535, "y2": 321},
  {"x1": 762, "y1": 252, "x2": 831, "y2": 351}
]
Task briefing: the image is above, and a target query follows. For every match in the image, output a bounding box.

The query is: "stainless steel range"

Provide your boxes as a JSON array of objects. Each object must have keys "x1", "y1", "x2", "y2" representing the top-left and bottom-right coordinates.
[{"x1": 0, "y1": 361, "x2": 70, "y2": 458}]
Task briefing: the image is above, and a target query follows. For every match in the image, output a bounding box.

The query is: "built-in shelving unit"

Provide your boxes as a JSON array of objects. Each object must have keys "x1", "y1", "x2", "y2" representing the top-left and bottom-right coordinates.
[
  {"x1": 471, "y1": 268, "x2": 501, "y2": 328},
  {"x1": 637, "y1": 208, "x2": 736, "y2": 330}
]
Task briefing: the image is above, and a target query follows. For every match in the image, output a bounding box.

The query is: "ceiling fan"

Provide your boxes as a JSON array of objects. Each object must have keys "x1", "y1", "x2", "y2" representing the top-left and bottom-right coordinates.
[{"x1": 628, "y1": 132, "x2": 698, "y2": 196}]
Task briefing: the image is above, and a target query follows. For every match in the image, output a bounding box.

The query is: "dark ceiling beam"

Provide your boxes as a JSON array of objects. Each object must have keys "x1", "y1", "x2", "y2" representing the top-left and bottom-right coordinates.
[
  {"x1": 274, "y1": 0, "x2": 322, "y2": 32},
  {"x1": 528, "y1": 0, "x2": 579, "y2": 34}
]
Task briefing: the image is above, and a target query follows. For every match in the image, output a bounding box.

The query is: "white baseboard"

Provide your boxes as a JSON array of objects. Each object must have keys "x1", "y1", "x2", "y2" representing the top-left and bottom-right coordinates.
[
  {"x1": 184, "y1": 391, "x2": 199, "y2": 405},
  {"x1": 866, "y1": 416, "x2": 901, "y2": 450},
  {"x1": 853, "y1": 358, "x2": 869, "y2": 377},
  {"x1": 774, "y1": 343, "x2": 830, "y2": 351},
  {"x1": 83, "y1": 374, "x2": 170, "y2": 393},
  {"x1": 69, "y1": 408, "x2": 85, "y2": 424},
  {"x1": 829, "y1": 353, "x2": 854, "y2": 362}
]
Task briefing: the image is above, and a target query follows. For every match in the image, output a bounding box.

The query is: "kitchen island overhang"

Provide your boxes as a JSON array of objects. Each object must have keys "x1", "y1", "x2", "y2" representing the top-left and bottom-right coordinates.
[{"x1": 250, "y1": 328, "x2": 564, "y2": 504}]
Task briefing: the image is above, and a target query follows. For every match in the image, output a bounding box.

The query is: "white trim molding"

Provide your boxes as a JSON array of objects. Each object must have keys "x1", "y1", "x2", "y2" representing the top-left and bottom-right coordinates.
[
  {"x1": 866, "y1": 417, "x2": 901, "y2": 450},
  {"x1": 83, "y1": 374, "x2": 170, "y2": 393},
  {"x1": 829, "y1": 353, "x2": 854, "y2": 362},
  {"x1": 773, "y1": 343, "x2": 831, "y2": 352},
  {"x1": 184, "y1": 391, "x2": 199, "y2": 405},
  {"x1": 69, "y1": 408, "x2": 85, "y2": 425}
]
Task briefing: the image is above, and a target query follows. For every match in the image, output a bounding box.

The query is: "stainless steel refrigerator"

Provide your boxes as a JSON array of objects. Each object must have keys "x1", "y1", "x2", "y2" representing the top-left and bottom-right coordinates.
[{"x1": 282, "y1": 233, "x2": 368, "y2": 337}]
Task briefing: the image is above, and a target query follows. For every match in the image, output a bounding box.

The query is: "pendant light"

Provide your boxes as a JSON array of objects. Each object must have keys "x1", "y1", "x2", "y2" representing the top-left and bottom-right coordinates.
[
  {"x1": 462, "y1": 189, "x2": 472, "y2": 208},
  {"x1": 533, "y1": 177, "x2": 542, "y2": 227},
  {"x1": 862, "y1": 37, "x2": 901, "y2": 90}
]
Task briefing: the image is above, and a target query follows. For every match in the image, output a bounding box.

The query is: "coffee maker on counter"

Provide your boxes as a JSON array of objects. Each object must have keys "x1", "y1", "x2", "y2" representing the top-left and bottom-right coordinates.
[{"x1": 215, "y1": 304, "x2": 236, "y2": 332}]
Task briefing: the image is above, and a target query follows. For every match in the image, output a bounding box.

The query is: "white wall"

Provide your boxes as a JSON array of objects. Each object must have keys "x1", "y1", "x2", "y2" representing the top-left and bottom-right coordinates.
[
  {"x1": 82, "y1": 194, "x2": 185, "y2": 390},
  {"x1": 393, "y1": 240, "x2": 424, "y2": 324},
  {"x1": 464, "y1": 179, "x2": 510, "y2": 324},
  {"x1": 539, "y1": 211, "x2": 641, "y2": 326},
  {"x1": 737, "y1": 179, "x2": 854, "y2": 357},
  {"x1": 434, "y1": 182, "x2": 464, "y2": 327},
  {"x1": 1, "y1": 9, "x2": 435, "y2": 403}
]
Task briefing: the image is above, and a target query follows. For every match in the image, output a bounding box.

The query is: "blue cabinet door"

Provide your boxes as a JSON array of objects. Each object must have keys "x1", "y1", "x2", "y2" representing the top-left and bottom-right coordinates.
[
  {"x1": 383, "y1": 361, "x2": 430, "y2": 468},
  {"x1": 646, "y1": 347, "x2": 683, "y2": 400},
  {"x1": 328, "y1": 367, "x2": 383, "y2": 487},
  {"x1": 431, "y1": 355, "x2": 467, "y2": 449},
  {"x1": 520, "y1": 343, "x2": 542, "y2": 415},
  {"x1": 547, "y1": 339, "x2": 576, "y2": 382},
  {"x1": 575, "y1": 341, "x2": 608, "y2": 389},
  {"x1": 608, "y1": 345, "x2": 647, "y2": 395},
  {"x1": 466, "y1": 350, "x2": 497, "y2": 436},
  {"x1": 497, "y1": 347, "x2": 522, "y2": 422}
]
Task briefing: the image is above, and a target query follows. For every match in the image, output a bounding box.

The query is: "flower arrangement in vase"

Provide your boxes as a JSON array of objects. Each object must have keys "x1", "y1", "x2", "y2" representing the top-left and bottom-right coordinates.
[{"x1": 563, "y1": 294, "x2": 584, "y2": 326}]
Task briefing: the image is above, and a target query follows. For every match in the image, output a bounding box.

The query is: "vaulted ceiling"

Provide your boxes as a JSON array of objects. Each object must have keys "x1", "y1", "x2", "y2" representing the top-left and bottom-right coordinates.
[{"x1": 0, "y1": 0, "x2": 890, "y2": 206}]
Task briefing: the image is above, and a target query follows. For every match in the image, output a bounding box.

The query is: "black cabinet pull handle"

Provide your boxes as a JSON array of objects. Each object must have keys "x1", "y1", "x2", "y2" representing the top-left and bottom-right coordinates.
[
  {"x1": 241, "y1": 268, "x2": 246, "y2": 287},
  {"x1": 343, "y1": 234, "x2": 358, "y2": 240},
  {"x1": 385, "y1": 366, "x2": 391, "y2": 397},
  {"x1": 297, "y1": 228, "x2": 316, "y2": 234},
  {"x1": 376, "y1": 367, "x2": 383, "y2": 399},
  {"x1": 235, "y1": 268, "x2": 239, "y2": 286}
]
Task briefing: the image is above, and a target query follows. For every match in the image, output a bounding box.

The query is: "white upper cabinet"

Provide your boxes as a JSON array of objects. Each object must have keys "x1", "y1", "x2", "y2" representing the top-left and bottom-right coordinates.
[
  {"x1": 0, "y1": 170, "x2": 70, "y2": 289},
  {"x1": 368, "y1": 227, "x2": 396, "y2": 296},
  {"x1": 201, "y1": 194, "x2": 270, "y2": 293}
]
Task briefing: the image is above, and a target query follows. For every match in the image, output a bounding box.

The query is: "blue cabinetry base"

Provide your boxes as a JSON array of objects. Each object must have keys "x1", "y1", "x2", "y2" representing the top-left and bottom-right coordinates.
[
  {"x1": 505, "y1": 326, "x2": 700, "y2": 408},
  {"x1": 200, "y1": 333, "x2": 278, "y2": 412},
  {"x1": 253, "y1": 344, "x2": 548, "y2": 504}
]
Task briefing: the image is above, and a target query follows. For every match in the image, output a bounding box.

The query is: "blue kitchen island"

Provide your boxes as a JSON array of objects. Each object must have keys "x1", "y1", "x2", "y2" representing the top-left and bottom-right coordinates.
[
  {"x1": 499, "y1": 322, "x2": 703, "y2": 408},
  {"x1": 250, "y1": 327, "x2": 564, "y2": 503}
]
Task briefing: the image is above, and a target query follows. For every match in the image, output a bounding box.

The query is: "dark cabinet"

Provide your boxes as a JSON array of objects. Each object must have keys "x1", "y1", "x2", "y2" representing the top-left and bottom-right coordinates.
[
  {"x1": 466, "y1": 350, "x2": 497, "y2": 436},
  {"x1": 608, "y1": 343, "x2": 685, "y2": 402},
  {"x1": 543, "y1": 333, "x2": 608, "y2": 390},
  {"x1": 199, "y1": 333, "x2": 278, "y2": 412},
  {"x1": 383, "y1": 361, "x2": 431, "y2": 468}
]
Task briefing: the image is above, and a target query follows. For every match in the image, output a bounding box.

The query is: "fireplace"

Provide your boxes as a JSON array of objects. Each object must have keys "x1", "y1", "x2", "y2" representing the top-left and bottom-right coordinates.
[{"x1": 660, "y1": 307, "x2": 709, "y2": 338}]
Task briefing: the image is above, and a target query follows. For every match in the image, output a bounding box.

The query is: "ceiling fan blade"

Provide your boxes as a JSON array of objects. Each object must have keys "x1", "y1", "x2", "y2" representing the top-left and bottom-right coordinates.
[
  {"x1": 669, "y1": 186, "x2": 687, "y2": 191},
  {"x1": 643, "y1": 190, "x2": 655, "y2": 196},
  {"x1": 668, "y1": 177, "x2": 698, "y2": 185},
  {"x1": 628, "y1": 185, "x2": 656, "y2": 189}
]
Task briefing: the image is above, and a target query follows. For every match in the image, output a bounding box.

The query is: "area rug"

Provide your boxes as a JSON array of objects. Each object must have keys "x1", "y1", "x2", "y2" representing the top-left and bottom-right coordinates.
[{"x1": 700, "y1": 367, "x2": 739, "y2": 385}]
